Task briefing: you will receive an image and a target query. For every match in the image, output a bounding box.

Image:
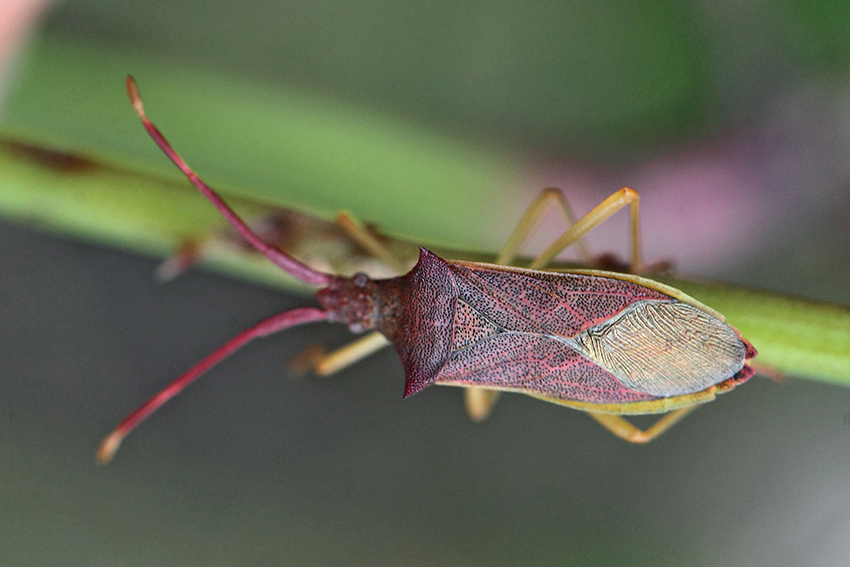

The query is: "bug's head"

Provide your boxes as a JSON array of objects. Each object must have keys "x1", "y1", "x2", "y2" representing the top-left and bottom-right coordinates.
[{"x1": 316, "y1": 273, "x2": 386, "y2": 334}]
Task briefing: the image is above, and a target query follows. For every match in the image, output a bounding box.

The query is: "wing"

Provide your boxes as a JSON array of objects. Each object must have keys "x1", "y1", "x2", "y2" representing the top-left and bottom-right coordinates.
[
  {"x1": 439, "y1": 325, "x2": 657, "y2": 404},
  {"x1": 437, "y1": 263, "x2": 748, "y2": 403}
]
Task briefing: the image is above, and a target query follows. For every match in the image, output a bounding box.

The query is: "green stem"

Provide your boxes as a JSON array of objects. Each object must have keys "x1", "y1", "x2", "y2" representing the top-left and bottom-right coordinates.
[{"x1": 0, "y1": 141, "x2": 847, "y2": 386}]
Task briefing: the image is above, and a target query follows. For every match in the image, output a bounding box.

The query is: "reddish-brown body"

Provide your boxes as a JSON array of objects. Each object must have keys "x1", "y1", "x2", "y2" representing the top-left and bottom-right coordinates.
[
  {"x1": 97, "y1": 77, "x2": 757, "y2": 463},
  {"x1": 319, "y1": 248, "x2": 755, "y2": 411}
]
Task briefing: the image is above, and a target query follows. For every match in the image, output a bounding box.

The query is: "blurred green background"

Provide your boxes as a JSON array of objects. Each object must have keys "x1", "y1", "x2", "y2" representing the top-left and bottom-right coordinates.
[{"x1": 1, "y1": 1, "x2": 849, "y2": 565}]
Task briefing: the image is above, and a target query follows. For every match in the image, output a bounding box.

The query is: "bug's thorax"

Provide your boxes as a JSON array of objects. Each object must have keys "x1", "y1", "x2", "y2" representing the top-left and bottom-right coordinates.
[{"x1": 315, "y1": 248, "x2": 458, "y2": 397}]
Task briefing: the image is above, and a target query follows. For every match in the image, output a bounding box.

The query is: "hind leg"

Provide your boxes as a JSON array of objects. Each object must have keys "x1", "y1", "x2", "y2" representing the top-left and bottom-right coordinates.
[{"x1": 585, "y1": 406, "x2": 698, "y2": 443}]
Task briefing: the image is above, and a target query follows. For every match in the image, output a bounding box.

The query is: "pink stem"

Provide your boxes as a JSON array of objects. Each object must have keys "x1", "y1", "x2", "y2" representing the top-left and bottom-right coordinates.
[
  {"x1": 126, "y1": 76, "x2": 331, "y2": 287},
  {"x1": 97, "y1": 306, "x2": 328, "y2": 464}
]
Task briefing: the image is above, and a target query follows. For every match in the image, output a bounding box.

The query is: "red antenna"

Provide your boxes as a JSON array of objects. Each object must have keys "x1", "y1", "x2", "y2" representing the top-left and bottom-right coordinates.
[
  {"x1": 97, "y1": 78, "x2": 349, "y2": 464},
  {"x1": 97, "y1": 307, "x2": 327, "y2": 463},
  {"x1": 125, "y1": 77, "x2": 331, "y2": 287}
]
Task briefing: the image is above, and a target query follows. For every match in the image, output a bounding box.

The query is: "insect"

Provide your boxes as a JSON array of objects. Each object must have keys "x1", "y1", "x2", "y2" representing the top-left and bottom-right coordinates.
[{"x1": 96, "y1": 77, "x2": 757, "y2": 464}]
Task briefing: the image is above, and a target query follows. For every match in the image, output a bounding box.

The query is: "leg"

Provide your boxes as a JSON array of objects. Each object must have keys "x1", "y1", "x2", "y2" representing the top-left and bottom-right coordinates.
[
  {"x1": 335, "y1": 212, "x2": 412, "y2": 274},
  {"x1": 585, "y1": 406, "x2": 698, "y2": 444},
  {"x1": 529, "y1": 187, "x2": 641, "y2": 272},
  {"x1": 464, "y1": 388, "x2": 503, "y2": 422},
  {"x1": 496, "y1": 187, "x2": 592, "y2": 266},
  {"x1": 304, "y1": 332, "x2": 391, "y2": 376}
]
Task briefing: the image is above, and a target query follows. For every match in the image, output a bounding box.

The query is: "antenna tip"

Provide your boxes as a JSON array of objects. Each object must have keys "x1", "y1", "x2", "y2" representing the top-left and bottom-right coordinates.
[
  {"x1": 125, "y1": 76, "x2": 145, "y2": 116},
  {"x1": 96, "y1": 430, "x2": 124, "y2": 466}
]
